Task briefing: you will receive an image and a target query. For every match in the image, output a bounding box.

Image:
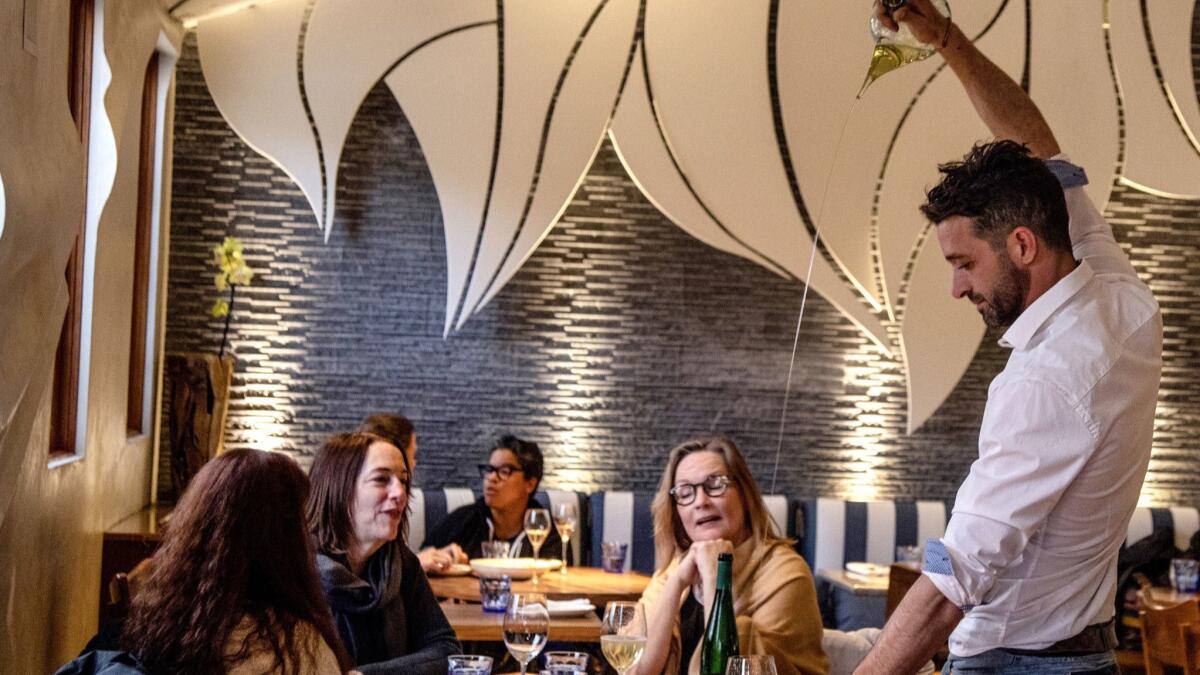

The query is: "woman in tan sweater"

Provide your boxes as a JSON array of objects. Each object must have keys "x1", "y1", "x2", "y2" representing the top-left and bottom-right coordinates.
[{"x1": 635, "y1": 437, "x2": 827, "y2": 675}]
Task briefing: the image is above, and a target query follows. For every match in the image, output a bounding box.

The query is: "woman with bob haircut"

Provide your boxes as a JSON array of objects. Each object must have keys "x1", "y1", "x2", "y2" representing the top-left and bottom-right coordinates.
[
  {"x1": 307, "y1": 431, "x2": 459, "y2": 674},
  {"x1": 122, "y1": 449, "x2": 351, "y2": 674},
  {"x1": 634, "y1": 437, "x2": 827, "y2": 675}
]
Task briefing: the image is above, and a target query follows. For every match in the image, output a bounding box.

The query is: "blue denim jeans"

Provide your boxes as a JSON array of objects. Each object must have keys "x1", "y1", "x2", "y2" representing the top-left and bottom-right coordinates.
[{"x1": 941, "y1": 649, "x2": 1118, "y2": 674}]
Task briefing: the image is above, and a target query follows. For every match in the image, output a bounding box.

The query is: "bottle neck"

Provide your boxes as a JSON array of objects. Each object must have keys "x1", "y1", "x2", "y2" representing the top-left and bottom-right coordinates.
[{"x1": 715, "y1": 556, "x2": 733, "y2": 592}]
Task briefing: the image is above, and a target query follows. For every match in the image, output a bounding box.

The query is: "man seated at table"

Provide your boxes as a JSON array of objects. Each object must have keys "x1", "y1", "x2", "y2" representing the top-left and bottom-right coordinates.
[
  {"x1": 425, "y1": 434, "x2": 564, "y2": 561},
  {"x1": 359, "y1": 411, "x2": 468, "y2": 574}
]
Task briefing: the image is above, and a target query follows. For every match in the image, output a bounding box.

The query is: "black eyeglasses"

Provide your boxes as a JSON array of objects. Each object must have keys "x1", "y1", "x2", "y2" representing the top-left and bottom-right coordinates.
[
  {"x1": 669, "y1": 474, "x2": 733, "y2": 506},
  {"x1": 478, "y1": 463, "x2": 524, "y2": 480}
]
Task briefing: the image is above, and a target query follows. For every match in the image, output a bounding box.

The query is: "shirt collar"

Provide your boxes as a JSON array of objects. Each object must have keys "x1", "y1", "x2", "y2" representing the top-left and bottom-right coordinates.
[{"x1": 999, "y1": 259, "x2": 1094, "y2": 351}]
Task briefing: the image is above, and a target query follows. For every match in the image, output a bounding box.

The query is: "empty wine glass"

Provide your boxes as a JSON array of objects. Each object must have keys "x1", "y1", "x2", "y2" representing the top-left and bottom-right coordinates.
[
  {"x1": 503, "y1": 593, "x2": 549, "y2": 675},
  {"x1": 523, "y1": 508, "x2": 551, "y2": 585},
  {"x1": 553, "y1": 502, "x2": 578, "y2": 575},
  {"x1": 601, "y1": 601, "x2": 647, "y2": 675},
  {"x1": 726, "y1": 655, "x2": 778, "y2": 675}
]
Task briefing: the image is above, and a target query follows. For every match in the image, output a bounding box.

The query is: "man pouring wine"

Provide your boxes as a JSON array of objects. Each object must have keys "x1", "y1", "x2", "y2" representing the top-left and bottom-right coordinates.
[{"x1": 855, "y1": 1, "x2": 1162, "y2": 673}]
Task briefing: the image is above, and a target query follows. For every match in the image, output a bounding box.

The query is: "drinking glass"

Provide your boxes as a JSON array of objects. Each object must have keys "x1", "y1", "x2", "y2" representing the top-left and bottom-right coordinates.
[
  {"x1": 553, "y1": 502, "x2": 578, "y2": 575},
  {"x1": 543, "y1": 651, "x2": 589, "y2": 674},
  {"x1": 1171, "y1": 558, "x2": 1200, "y2": 594},
  {"x1": 523, "y1": 508, "x2": 551, "y2": 585},
  {"x1": 895, "y1": 544, "x2": 922, "y2": 565},
  {"x1": 503, "y1": 593, "x2": 549, "y2": 675},
  {"x1": 601, "y1": 601, "x2": 647, "y2": 675},
  {"x1": 725, "y1": 655, "x2": 778, "y2": 675},
  {"x1": 479, "y1": 574, "x2": 511, "y2": 613},
  {"x1": 447, "y1": 654, "x2": 493, "y2": 675},
  {"x1": 601, "y1": 542, "x2": 628, "y2": 573},
  {"x1": 481, "y1": 540, "x2": 510, "y2": 559}
]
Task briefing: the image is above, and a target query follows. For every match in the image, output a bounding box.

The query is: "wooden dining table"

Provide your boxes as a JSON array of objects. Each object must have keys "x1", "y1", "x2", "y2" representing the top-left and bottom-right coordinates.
[
  {"x1": 439, "y1": 601, "x2": 603, "y2": 642},
  {"x1": 429, "y1": 566, "x2": 651, "y2": 608}
]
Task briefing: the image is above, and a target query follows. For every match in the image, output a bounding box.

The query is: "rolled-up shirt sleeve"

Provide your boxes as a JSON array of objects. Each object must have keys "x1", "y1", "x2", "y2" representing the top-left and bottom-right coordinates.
[{"x1": 922, "y1": 378, "x2": 1097, "y2": 609}]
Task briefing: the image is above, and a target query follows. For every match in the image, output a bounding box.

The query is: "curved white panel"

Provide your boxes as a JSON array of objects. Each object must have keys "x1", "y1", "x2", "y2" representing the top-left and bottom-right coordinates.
[
  {"x1": 1110, "y1": 0, "x2": 1200, "y2": 198},
  {"x1": 1029, "y1": 1, "x2": 1117, "y2": 209},
  {"x1": 304, "y1": 0, "x2": 497, "y2": 236},
  {"x1": 455, "y1": 2, "x2": 628, "y2": 323},
  {"x1": 609, "y1": 51, "x2": 783, "y2": 275},
  {"x1": 610, "y1": 60, "x2": 893, "y2": 354},
  {"x1": 1146, "y1": 0, "x2": 1200, "y2": 154},
  {"x1": 470, "y1": 0, "x2": 642, "y2": 316},
  {"x1": 900, "y1": 231, "x2": 986, "y2": 433},
  {"x1": 876, "y1": 3, "x2": 1023, "y2": 319},
  {"x1": 384, "y1": 27, "x2": 497, "y2": 337},
  {"x1": 198, "y1": 0, "x2": 325, "y2": 230},
  {"x1": 0, "y1": 171, "x2": 5, "y2": 242},
  {"x1": 781, "y1": 0, "x2": 1005, "y2": 315}
]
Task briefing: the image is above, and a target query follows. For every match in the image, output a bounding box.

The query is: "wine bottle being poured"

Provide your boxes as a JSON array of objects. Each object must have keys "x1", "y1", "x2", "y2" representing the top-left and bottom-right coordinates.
[
  {"x1": 700, "y1": 552, "x2": 739, "y2": 675},
  {"x1": 858, "y1": 0, "x2": 951, "y2": 99}
]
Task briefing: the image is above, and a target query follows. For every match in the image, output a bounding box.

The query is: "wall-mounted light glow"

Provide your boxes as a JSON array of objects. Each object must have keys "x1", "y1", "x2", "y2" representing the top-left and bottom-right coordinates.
[{"x1": 182, "y1": 0, "x2": 281, "y2": 30}]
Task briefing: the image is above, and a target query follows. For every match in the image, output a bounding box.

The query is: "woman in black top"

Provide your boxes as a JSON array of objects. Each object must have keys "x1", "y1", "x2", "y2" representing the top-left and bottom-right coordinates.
[
  {"x1": 425, "y1": 435, "x2": 563, "y2": 561},
  {"x1": 307, "y1": 432, "x2": 461, "y2": 674}
]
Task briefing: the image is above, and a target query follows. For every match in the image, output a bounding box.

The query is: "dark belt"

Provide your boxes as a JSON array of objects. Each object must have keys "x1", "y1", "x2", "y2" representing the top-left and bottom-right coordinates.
[{"x1": 1001, "y1": 619, "x2": 1119, "y2": 656}]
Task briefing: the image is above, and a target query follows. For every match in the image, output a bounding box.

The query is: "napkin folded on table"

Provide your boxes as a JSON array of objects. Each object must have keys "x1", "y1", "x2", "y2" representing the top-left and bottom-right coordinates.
[{"x1": 546, "y1": 598, "x2": 595, "y2": 612}]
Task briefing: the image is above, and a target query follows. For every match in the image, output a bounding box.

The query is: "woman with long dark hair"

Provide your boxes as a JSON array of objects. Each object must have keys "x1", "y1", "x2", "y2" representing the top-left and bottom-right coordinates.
[
  {"x1": 122, "y1": 449, "x2": 351, "y2": 674},
  {"x1": 308, "y1": 432, "x2": 459, "y2": 674}
]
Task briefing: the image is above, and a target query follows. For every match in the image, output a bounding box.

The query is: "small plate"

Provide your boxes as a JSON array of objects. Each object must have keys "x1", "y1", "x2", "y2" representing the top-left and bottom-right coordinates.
[
  {"x1": 430, "y1": 563, "x2": 472, "y2": 577},
  {"x1": 469, "y1": 557, "x2": 562, "y2": 580}
]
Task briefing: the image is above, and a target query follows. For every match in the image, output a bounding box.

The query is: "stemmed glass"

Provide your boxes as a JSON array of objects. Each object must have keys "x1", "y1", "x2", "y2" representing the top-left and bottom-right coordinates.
[
  {"x1": 523, "y1": 508, "x2": 551, "y2": 585},
  {"x1": 503, "y1": 593, "x2": 549, "y2": 675},
  {"x1": 600, "y1": 601, "x2": 647, "y2": 675},
  {"x1": 553, "y1": 502, "x2": 578, "y2": 575},
  {"x1": 725, "y1": 656, "x2": 778, "y2": 675}
]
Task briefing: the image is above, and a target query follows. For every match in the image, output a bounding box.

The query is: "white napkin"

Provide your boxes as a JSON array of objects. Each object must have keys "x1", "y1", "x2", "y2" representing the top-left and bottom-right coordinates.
[{"x1": 546, "y1": 599, "x2": 595, "y2": 612}]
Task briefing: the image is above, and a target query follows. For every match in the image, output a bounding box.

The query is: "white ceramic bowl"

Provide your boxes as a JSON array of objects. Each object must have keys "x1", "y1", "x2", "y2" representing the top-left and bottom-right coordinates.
[{"x1": 469, "y1": 557, "x2": 562, "y2": 580}]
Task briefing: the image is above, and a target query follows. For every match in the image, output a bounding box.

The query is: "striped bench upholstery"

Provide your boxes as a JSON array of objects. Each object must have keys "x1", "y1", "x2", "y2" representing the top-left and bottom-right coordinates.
[
  {"x1": 800, "y1": 499, "x2": 948, "y2": 575},
  {"x1": 589, "y1": 491, "x2": 796, "y2": 575},
  {"x1": 406, "y1": 488, "x2": 589, "y2": 565},
  {"x1": 1125, "y1": 506, "x2": 1200, "y2": 549}
]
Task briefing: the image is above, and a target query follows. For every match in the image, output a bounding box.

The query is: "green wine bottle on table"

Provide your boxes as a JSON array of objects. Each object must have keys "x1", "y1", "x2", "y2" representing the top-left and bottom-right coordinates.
[{"x1": 700, "y1": 552, "x2": 739, "y2": 675}]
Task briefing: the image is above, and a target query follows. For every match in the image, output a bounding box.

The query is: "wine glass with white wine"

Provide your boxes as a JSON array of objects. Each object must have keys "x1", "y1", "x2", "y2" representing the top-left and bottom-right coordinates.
[
  {"x1": 601, "y1": 601, "x2": 647, "y2": 675},
  {"x1": 553, "y1": 502, "x2": 578, "y2": 575},
  {"x1": 726, "y1": 655, "x2": 778, "y2": 675},
  {"x1": 523, "y1": 508, "x2": 551, "y2": 585},
  {"x1": 504, "y1": 593, "x2": 549, "y2": 675}
]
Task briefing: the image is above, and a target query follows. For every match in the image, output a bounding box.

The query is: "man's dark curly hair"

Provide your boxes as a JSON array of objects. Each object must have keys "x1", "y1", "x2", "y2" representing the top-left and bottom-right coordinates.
[
  {"x1": 921, "y1": 140, "x2": 1071, "y2": 253},
  {"x1": 493, "y1": 434, "x2": 544, "y2": 489}
]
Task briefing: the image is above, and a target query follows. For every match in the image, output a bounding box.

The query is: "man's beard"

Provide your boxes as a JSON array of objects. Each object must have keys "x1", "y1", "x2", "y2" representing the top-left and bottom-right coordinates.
[{"x1": 969, "y1": 256, "x2": 1029, "y2": 328}]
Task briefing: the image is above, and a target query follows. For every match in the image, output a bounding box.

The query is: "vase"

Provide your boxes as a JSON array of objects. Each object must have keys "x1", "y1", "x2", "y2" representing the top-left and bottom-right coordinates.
[{"x1": 164, "y1": 352, "x2": 234, "y2": 499}]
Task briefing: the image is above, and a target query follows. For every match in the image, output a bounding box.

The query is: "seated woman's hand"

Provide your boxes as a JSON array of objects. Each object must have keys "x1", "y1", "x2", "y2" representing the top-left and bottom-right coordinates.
[
  {"x1": 418, "y1": 546, "x2": 454, "y2": 573},
  {"x1": 444, "y1": 542, "x2": 468, "y2": 564},
  {"x1": 690, "y1": 539, "x2": 734, "y2": 604}
]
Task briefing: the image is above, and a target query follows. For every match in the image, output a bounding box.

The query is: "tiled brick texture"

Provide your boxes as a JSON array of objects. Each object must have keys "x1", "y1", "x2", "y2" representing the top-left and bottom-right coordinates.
[{"x1": 161, "y1": 32, "x2": 1200, "y2": 505}]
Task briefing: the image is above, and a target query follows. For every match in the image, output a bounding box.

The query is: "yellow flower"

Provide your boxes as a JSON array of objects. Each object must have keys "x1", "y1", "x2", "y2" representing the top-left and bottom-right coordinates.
[{"x1": 211, "y1": 299, "x2": 229, "y2": 318}]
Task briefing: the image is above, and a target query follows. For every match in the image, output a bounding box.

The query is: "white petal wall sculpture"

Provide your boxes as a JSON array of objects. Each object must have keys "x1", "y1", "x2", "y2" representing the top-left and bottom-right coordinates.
[
  {"x1": 457, "y1": 0, "x2": 642, "y2": 326},
  {"x1": 1028, "y1": 0, "x2": 1118, "y2": 208},
  {"x1": 198, "y1": 0, "x2": 326, "y2": 231},
  {"x1": 304, "y1": 0, "x2": 498, "y2": 237},
  {"x1": 1110, "y1": 0, "x2": 1200, "y2": 198},
  {"x1": 383, "y1": 28, "x2": 498, "y2": 337},
  {"x1": 610, "y1": 1, "x2": 894, "y2": 355}
]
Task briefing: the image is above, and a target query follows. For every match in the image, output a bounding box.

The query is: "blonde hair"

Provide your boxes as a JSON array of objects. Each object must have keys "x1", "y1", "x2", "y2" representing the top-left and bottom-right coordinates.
[{"x1": 651, "y1": 437, "x2": 787, "y2": 571}]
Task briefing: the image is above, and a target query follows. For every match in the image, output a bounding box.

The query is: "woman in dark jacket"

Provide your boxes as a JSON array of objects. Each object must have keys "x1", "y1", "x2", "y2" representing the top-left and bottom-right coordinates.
[
  {"x1": 307, "y1": 432, "x2": 460, "y2": 674},
  {"x1": 425, "y1": 435, "x2": 562, "y2": 561}
]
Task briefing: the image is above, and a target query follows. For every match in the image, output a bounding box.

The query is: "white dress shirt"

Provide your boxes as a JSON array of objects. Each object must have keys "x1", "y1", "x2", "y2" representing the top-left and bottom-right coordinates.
[{"x1": 923, "y1": 156, "x2": 1163, "y2": 657}]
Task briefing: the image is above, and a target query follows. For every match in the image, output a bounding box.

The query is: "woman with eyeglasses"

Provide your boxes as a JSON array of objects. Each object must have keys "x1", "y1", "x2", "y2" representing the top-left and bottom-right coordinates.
[
  {"x1": 307, "y1": 432, "x2": 460, "y2": 674},
  {"x1": 424, "y1": 435, "x2": 563, "y2": 560},
  {"x1": 634, "y1": 437, "x2": 827, "y2": 675}
]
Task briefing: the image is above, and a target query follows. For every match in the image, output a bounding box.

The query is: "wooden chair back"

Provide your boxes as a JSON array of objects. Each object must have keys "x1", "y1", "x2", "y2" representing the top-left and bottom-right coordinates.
[
  {"x1": 1183, "y1": 622, "x2": 1200, "y2": 675},
  {"x1": 885, "y1": 563, "x2": 921, "y2": 620},
  {"x1": 1140, "y1": 594, "x2": 1200, "y2": 674}
]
